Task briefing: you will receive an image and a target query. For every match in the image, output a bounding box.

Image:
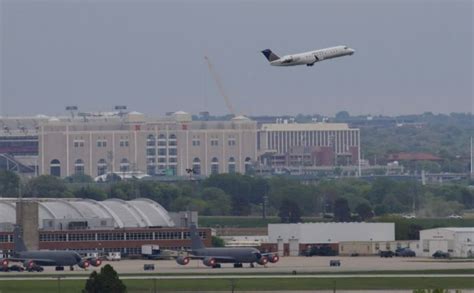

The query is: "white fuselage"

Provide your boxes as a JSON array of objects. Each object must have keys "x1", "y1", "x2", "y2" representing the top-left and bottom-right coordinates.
[{"x1": 270, "y1": 45, "x2": 354, "y2": 66}]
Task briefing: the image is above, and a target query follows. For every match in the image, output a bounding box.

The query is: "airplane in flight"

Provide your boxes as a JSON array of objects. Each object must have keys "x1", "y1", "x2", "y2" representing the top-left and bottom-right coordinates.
[
  {"x1": 1, "y1": 225, "x2": 102, "y2": 271},
  {"x1": 261, "y1": 45, "x2": 355, "y2": 67},
  {"x1": 176, "y1": 224, "x2": 279, "y2": 268}
]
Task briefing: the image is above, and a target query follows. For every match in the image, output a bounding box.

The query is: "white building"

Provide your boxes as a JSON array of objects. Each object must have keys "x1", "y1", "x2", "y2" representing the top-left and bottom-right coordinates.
[
  {"x1": 420, "y1": 227, "x2": 474, "y2": 258},
  {"x1": 267, "y1": 223, "x2": 394, "y2": 256}
]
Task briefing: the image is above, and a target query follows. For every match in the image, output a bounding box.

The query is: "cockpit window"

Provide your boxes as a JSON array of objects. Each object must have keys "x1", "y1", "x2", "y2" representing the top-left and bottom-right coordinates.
[{"x1": 344, "y1": 46, "x2": 348, "y2": 49}]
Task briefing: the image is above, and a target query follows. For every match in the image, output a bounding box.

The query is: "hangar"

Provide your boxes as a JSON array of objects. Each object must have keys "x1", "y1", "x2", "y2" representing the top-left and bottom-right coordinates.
[
  {"x1": 0, "y1": 198, "x2": 209, "y2": 256},
  {"x1": 0, "y1": 198, "x2": 175, "y2": 229},
  {"x1": 420, "y1": 227, "x2": 474, "y2": 258},
  {"x1": 265, "y1": 222, "x2": 395, "y2": 256}
]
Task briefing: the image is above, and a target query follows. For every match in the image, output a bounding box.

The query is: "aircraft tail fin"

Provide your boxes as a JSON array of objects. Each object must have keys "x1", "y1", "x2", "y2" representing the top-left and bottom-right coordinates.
[
  {"x1": 13, "y1": 225, "x2": 27, "y2": 253},
  {"x1": 261, "y1": 49, "x2": 280, "y2": 62},
  {"x1": 189, "y1": 224, "x2": 205, "y2": 250}
]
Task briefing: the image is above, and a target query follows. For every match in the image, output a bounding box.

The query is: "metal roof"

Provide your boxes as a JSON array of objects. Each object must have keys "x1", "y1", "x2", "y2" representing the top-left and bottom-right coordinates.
[{"x1": 0, "y1": 198, "x2": 175, "y2": 229}]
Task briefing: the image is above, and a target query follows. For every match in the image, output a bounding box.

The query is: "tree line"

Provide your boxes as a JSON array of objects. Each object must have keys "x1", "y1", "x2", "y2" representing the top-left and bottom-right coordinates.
[{"x1": 1, "y1": 171, "x2": 472, "y2": 222}]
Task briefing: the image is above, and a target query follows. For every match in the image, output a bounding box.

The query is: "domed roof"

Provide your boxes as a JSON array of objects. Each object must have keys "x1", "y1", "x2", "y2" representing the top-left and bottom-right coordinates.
[{"x1": 0, "y1": 198, "x2": 175, "y2": 229}]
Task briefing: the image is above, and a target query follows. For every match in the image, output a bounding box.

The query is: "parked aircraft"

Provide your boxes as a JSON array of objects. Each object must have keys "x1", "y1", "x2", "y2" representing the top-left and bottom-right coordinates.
[
  {"x1": 261, "y1": 45, "x2": 354, "y2": 66},
  {"x1": 0, "y1": 225, "x2": 102, "y2": 271},
  {"x1": 176, "y1": 224, "x2": 279, "y2": 268}
]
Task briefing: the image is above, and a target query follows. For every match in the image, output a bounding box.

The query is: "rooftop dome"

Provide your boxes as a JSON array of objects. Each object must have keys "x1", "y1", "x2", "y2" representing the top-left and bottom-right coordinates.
[{"x1": 231, "y1": 115, "x2": 251, "y2": 121}]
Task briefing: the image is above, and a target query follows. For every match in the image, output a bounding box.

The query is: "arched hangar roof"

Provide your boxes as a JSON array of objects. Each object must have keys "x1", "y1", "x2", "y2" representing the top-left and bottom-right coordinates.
[{"x1": 0, "y1": 198, "x2": 175, "y2": 229}]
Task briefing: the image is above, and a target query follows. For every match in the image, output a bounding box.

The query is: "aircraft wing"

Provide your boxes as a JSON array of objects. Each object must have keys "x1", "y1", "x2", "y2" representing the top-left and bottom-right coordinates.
[
  {"x1": 190, "y1": 255, "x2": 236, "y2": 262},
  {"x1": 3, "y1": 257, "x2": 57, "y2": 266}
]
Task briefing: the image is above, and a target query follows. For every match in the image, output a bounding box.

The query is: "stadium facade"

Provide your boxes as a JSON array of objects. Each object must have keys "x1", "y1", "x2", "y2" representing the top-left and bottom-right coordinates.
[{"x1": 0, "y1": 110, "x2": 360, "y2": 178}]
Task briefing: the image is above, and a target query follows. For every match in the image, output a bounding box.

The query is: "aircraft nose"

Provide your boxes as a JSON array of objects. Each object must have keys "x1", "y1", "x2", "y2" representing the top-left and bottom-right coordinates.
[{"x1": 349, "y1": 48, "x2": 355, "y2": 55}]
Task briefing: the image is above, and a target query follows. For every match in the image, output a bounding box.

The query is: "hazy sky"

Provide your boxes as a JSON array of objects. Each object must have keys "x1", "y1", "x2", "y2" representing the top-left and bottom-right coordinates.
[{"x1": 1, "y1": 0, "x2": 472, "y2": 117}]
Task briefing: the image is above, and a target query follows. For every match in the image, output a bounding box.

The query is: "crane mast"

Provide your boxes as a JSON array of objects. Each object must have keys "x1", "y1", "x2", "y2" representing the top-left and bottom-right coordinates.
[{"x1": 204, "y1": 56, "x2": 236, "y2": 116}]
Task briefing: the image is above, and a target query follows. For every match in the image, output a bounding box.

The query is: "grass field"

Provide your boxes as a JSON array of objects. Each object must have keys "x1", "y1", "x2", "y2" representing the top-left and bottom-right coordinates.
[{"x1": 0, "y1": 277, "x2": 472, "y2": 292}]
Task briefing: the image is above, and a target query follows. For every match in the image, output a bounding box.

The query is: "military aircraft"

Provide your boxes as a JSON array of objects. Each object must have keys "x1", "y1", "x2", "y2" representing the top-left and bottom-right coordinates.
[
  {"x1": 261, "y1": 45, "x2": 355, "y2": 67},
  {"x1": 0, "y1": 225, "x2": 102, "y2": 271},
  {"x1": 176, "y1": 224, "x2": 279, "y2": 268}
]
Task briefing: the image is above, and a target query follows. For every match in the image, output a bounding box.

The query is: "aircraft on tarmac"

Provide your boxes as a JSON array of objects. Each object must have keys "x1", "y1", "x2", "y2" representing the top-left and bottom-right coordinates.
[
  {"x1": 261, "y1": 45, "x2": 355, "y2": 67},
  {"x1": 176, "y1": 224, "x2": 279, "y2": 268},
  {"x1": 0, "y1": 225, "x2": 102, "y2": 271}
]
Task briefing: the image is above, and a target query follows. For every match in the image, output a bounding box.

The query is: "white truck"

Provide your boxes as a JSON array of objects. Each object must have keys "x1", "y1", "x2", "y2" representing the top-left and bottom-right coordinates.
[
  {"x1": 141, "y1": 245, "x2": 161, "y2": 259},
  {"x1": 106, "y1": 252, "x2": 121, "y2": 261}
]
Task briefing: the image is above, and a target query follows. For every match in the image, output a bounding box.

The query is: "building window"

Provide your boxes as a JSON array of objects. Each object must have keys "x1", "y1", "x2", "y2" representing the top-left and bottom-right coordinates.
[
  {"x1": 119, "y1": 139, "x2": 129, "y2": 147},
  {"x1": 211, "y1": 157, "x2": 219, "y2": 174},
  {"x1": 228, "y1": 138, "x2": 236, "y2": 146},
  {"x1": 158, "y1": 148, "x2": 166, "y2": 156},
  {"x1": 74, "y1": 159, "x2": 85, "y2": 175},
  {"x1": 97, "y1": 139, "x2": 107, "y2": 147},
  {"x1": 74, "y1": 139, "x2": 85, "y2": 148},
  {"x1": 244, "y1": 157, "x2": 252, "y2": 174},
  {"x1": 192, "y1": 139, "x2": 200, "y2": 146},
  {"x1": 158, "y1": 157, "x2": 166, "y2": 163},
  {"x1": 157, "y1": 134, "x2": 167, "y2": 146},
  {"x1": 119, "y1": 158, "x2": 130, "y2": 172},
  {"x1": 211, "y1": 139, "x2": 219, "y2": 146},
  {"x1": 169, "y1": 148, "x2": 177, "y2": 156},
  {"x1": 169, "y1": 134, "x2": 177, "y2": 146},
  {"x1": 97, "y1": 159, "x2": 107, "y2": 176},
  {"x1": 169, "y1": 157, "x2": 177, "y2": 163},
  {"x1": 147, "y1": 148, "x2": 156, "y2": 156},
  {"x1": 147, "y1": 134, "x2": 156, "y2": 147},
  {"x1": 50, "y1": 159, "x2": 61, "y2": 177},
  {"x1": 228, "y1": 157, "x2": 236, "y2": 173},
  {"x1": 192, "y1": 158, "x2": 201, "y2": 175}
]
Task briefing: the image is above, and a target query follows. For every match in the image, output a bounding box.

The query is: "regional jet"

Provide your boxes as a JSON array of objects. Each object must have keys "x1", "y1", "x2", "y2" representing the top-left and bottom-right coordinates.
[
  {"x1": 0, "y1": 225, "x2": 102, "y2": 271},
  {"x1": 176, "y1": 224, "x2": 279, "y2": 268},
  {"x1": 261, "y1": 45, "x2": 355, "y2": 67}
]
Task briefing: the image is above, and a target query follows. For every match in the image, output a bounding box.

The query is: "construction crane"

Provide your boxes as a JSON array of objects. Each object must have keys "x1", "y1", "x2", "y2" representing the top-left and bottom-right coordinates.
[{"x1": 204, "y1": 56, "x2": 236, "y2": 116}]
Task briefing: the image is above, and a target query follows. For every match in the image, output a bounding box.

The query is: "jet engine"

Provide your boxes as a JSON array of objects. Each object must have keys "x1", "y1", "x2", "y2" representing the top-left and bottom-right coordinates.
[
  {"x1": 89, "y1": 258, "x2": 102, "y2": 267},
  {"x1": 268, "y1": 254, "x2": 280, "y2": 263},
  {"x1": 1, "y1": 259, "x2": 8, "y2": 267},
  {"x1": 202, "y1": 257, "x2": 216, "y2": 267},
  {"x1": 176, "y1": 256, "x2": 190, "y2": 265},
  {"x1": 257, "y1": 256, "x2": 268, "y2": 265},
  {"x1": 23, "y1": 260, "x2": 35, "y2": 269},
  {"x1": 78, "y1": 259, "x2": 90, "y2": 269}
]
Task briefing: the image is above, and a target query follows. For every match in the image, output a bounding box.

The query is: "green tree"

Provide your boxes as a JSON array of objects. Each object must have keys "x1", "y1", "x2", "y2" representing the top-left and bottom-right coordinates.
[
  {"x1": 212, "y1": 236, "x2": 225, "y2": 247},
  {"x1": 25, "y1": 175, "x2": 71, "y2": 197},
  {"x1": 355, "y1": 202, "x2": 374, "y2": 221},
  {"x1": 83, "y1": 264, "x2": 126, "y2": 293},
  {"x1": 334, "y1": 198, "x2": 351, "y2": 222},
  {"x1": 65, "y1": 174, "x2": 94, "y2": 183},
  {"x1": 73, "y1": 186, "x2": 107, "y2": 201},
  {"x1": 278, "y1": 198, "x2": 302, "y2": 223},
  {"x1": 201, "y1": 187, "x2": 231, "y2": 215},
  {"x1": 0, "y1": 170, "x2": 20, "y2": 197}
]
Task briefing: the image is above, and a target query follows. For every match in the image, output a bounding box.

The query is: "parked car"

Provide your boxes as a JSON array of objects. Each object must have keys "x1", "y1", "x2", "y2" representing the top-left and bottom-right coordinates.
[
  {"x1": 447, "y1": 214, "x2": 462, "y2": 219},
  {"x1": 329, "y1": 260, "x2": 341, "y2": 267},
  {"x1": 379, "y1": 250, "x2": 394, "y2": 258},
  {"x1": 432, "y1": 250, "x2": 450, "y2": 259},
  {"x1": 143, "y1": 264, "x2": 155, "y2": 271},
  {"x1": 402, "y1": 214, "x2": 416, "y2": 219},
  {"x1": 395, "y1": 248, "x2": 416, "y2": 257}
]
